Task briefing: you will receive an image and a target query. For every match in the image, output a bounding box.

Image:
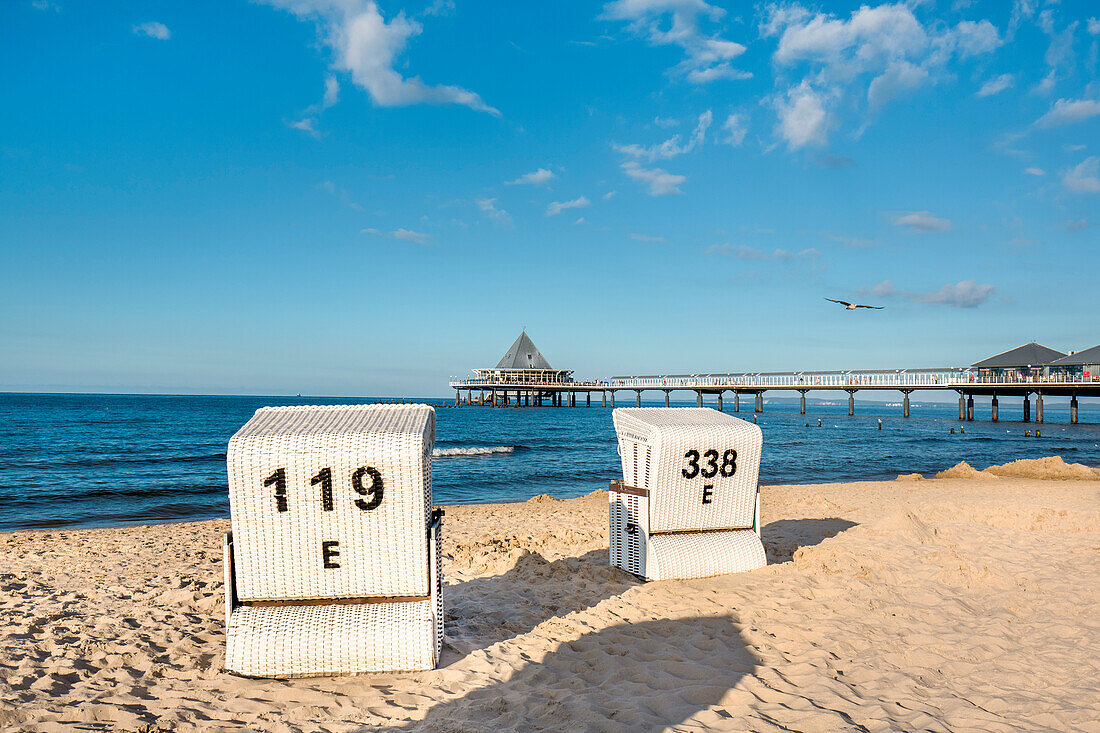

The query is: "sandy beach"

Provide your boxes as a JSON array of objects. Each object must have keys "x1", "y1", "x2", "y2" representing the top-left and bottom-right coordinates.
[{"x1": 2, "y1": 460, "x2": 1099, "y2": 732}]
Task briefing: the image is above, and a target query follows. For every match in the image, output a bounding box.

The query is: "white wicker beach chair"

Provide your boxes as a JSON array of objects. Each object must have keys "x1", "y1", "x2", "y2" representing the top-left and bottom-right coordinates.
[
  {"x1": 223, "y1": 404, "x2": 442, "y2": 677},
  {"x1": 609, "y1": 408, "x2": 766, "y2": 581}
]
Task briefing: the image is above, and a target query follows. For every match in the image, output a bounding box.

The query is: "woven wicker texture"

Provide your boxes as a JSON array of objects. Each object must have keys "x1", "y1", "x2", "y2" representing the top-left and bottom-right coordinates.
[
  {"x1": 646, "y1": 529, "x2": 767, "y2": 581},
  {"x1": 612, "y1": 408, "x2": 762, "y2": 533},
  {"x1": 227, "y1": 404, "x2": 435, "y2": 601},
  {"x1": 225, "y1": 599, "x2": 437, "y2": 677},
  {"x1": 223, "y1": 514, "x2": 443, "y2": 676}
]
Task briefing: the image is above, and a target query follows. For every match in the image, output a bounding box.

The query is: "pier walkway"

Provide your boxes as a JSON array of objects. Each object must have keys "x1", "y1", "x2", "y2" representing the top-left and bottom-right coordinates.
[
  {"x1": 450, "y1": 337, "x2": 1098, "y2": 423},
  {"x1": 449, "y1": 368, "x2": 1098, "y2": 424}
]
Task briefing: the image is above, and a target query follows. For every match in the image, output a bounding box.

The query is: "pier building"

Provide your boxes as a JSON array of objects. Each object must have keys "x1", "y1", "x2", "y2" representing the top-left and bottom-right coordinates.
[{"x1": 449, "y1": 339, "x2": 1099, "y2": 423}]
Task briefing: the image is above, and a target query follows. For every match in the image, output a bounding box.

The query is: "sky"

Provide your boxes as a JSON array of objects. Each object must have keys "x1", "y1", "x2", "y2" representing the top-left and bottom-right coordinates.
[{"x1": 1, "y1": 0, "x2": 1098, "y2": 397}]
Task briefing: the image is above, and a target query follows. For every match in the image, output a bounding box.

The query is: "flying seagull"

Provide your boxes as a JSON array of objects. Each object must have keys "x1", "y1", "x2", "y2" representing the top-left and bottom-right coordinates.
[{"x1": 825, "y1": 298, "x2": 884, "y2": 310}]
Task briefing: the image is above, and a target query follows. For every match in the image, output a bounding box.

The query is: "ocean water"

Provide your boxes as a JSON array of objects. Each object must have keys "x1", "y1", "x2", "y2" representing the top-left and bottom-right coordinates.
[{"x1": 0, "y1": 393, "x2": 1097, "y2": 532}]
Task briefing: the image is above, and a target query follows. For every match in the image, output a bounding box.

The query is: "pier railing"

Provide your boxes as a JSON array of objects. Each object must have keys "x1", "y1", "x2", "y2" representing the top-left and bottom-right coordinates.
[{"x1": 607, "y1": 369, "x2": 966, "y2": 390}]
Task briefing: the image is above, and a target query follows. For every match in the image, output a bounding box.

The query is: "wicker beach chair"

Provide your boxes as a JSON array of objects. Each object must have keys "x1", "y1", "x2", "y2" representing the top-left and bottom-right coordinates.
[
  {"x1": 223, "y1": 404, "x2": 442, "y2": 677},
  {"x1": 609, "y1": 408, "x2": 766, "y2": 581}
]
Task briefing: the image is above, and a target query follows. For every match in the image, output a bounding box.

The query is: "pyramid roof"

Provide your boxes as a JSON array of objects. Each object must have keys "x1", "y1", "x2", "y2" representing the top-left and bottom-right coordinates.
[
  {"x1": 495, "y1": 331, "x2": 554, "y2": 370},
  {"x1": 971, "y1": 342, "x2": 1066, "y2": 368}
]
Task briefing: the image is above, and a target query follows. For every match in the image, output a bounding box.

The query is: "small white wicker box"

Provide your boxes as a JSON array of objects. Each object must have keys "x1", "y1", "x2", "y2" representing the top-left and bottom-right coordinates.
[
  {"x1": 223, "y1": 404, "x2": 442, "y2": 676},
  {"x1": 610, "y1": 407, "x2": 766, "y2": 581}
]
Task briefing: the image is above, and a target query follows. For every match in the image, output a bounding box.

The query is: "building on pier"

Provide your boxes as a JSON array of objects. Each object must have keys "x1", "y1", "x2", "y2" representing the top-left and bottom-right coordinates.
[
  {"x1": 1049, "y1": 345, "x2": 1100, "y2": 382},
  {"x1": 473, "y1": 331, "x2": 573, "y2": 385},
  {"x1": 970, "y1": 341, "x2": 1066, "y2": 382}
]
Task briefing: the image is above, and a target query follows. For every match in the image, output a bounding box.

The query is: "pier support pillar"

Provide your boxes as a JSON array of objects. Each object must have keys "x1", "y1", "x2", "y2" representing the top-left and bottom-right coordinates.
[
  {"x1": 717, "y1": 392, "x2": 724, "y2": 411},
  {"x1": 664, "y1": 390, "x2": 670, "y2": 407},
  {"x1": 958, "y1": 394, "x2": 965, "y2": 420},
  {"x1": 1071, "y1": 395, "x2": 1079, "y2": 424},
  {"x1": 491, "y1": 389, "x2": 497, "y2": 407},
  {"x1": 991, "y1": 394, "x2": 999, "y2": 422},
  {"x1": 799, "y1": 390, "x2": 807, "y2": 415},
  {"x1": 610, "y1": 391, "x2": 615, "y2": 409},
  {"x1": 586, "y1": 392, "x2": 591, "y2": 407},
  {"x1": 602, "y1": 391, "x2": 607, "y2": 408},
  {"x1": 1023, "y1": 394, "x2": 1030, "y2": 422},
  {"x1": 455, "y1": 389, "x2": 460, "y2": 406},
  {"x1": 1036, "y1": 393, "x2": 1044, "y2": 423},
  {"x1": 966, "y1": 395, "x2": 974, "y2": 421},
  {"x1": 847, "y1": 390, "x2": 855, "y2": 417},
  {"x1": 755, "y1": 392, "x2": 763, "y2": 413},
  {"x1": 734, "y1": 392, "x2": 740, "y2": 412},
  {"x1": 571, "y1": 392, "x2": 576, "y2": 407},
  {"x1": 696, "y1": 391, "x2": 703, "y2": 408},
  {"x1": 480, "y1": 390, "x2": 484, "y2": 405},
  {"x1": 636, "y1": 391, "x2": 642, "y2": 408},
  {"x1": 902, "y1": 390, "x2": 911, "y2": 418}
]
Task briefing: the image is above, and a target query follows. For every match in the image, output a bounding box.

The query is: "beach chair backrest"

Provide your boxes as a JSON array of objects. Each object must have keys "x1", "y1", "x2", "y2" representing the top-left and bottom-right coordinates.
[
  {"x1": 227, "y1": 404, "x2": 435, "y2": 602},
  {"x1": 612, "y1": 408, "x2": 761, "y2": 533}
]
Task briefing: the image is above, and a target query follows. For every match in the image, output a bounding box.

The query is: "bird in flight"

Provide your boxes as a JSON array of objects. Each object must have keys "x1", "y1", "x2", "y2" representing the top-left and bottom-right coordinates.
[{"x1": 825, "y1": 298, "x2": 884, "y2": 310}]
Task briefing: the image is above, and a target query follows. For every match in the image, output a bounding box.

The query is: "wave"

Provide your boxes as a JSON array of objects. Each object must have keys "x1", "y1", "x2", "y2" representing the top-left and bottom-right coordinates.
[{"x1": 432, "y1": 446, "x2": 515, "y2": 458}]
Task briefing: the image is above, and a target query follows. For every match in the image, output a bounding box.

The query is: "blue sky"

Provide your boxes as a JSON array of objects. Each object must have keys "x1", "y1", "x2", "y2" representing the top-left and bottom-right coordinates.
[{"x1": 1, "y1": 0, "x2": 1097, "y2": 396}]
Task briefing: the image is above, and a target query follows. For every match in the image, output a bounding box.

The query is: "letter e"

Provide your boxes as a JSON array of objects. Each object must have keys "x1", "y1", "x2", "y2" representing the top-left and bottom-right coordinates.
[
  {"x1": 702, "y1": 484, "x2": 714, "y2": 504},
  {"x1": 322, "y1": 540, "x2": 341, "y2": 569}
]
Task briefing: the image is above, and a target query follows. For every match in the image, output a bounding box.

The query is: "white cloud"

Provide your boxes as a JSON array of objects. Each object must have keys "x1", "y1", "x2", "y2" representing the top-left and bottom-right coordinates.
[
  {"x1": 761, "y1": 3, "x2": 1001, "y2": 146},
  {"x1": 709, "y1": 244, "x2": 820, "y2": 263},
  {"x1": 423, "y1": 0, "x2": 454, "y2": 17},
  {"x1": 629, "y1": 233, "x2": 665, "y2": 242},
  {"x1": 505, "y1": 168, "x2": 555, "y2": 185},
  {"x1": 599, "y1": 0, "x2": 751, "y2": 84},
  {"x1": 1089, "y1": 18, "x2": 1100, "y2": 35},
  {"x1": 1063, "y1": 157, "x2": 1100, "y2": 193},
  {"x1": 362, "y1": 227, "x2": 430, "y2": 243},
  {"x1": 621, "y1": 161, "x2": 685, "y2": 195},
  {"x1": 320, "y1": 179, "x2": 362, "y2": 210},
  {"x1": 603, "y1": 190, "x2": 617, "y2": 200},
  {"x1": 722, "y1": 113, "x2": 747, "y2": 146},
  {"x1": 392, "y1": 228, "x2": 430, "y2": 243},
  {"x1": 1065, "y1": 218, "x2": 1094, "y2": 231},
  {"x1": 615, "y1": 110, "x2": 712, "y2": 161},
  {"x1": 476, "y1": 197, "x2": 511, "y2": 224},
  {"x1": 574, "y1": 217, "x2": 585, "y2": 225},
  {"x1": 1035, "y1": 98, "x2": 1100, "y2": 128},
  {"x1": 828, "y1": 234, "x2": 876, "y2": 248},
  {"x1": 32, "y1": 0, "x2": 61, "y2": 11},
  {"x1": 546, "y1": 196, "x2": 590, "y2": 216},
  {"x1": 863, "y1": 278, "x2": 995, "y2": 307},
  {"x1": 775, "y1": 81, "x2": 829, "y2": 150},
  {"x1": 914, "y1": 280, "x2": 995, "y2": 307},
  {"x1": 323, "y1": 75, "x2": 340, "y2": 108},
  {"x1": 976, "y1": 73, "x2": 1014, "y2": 97},
  {"x1": 867, "y1": 60, "x2": 929, "y2": 109},
  {"x1": 893, "y1": 211, "x2": 951, "y2": 232},
  {"x1": 1025, "y1": 167, "x2": 1045, "y2": 176},
  {"x1": 1034, "y1": 10, "x2": 1077, "y2": 95},
  {"x1": 262, "y1": 0, "x2": 498, "y2": 115},
  {"x1": 288, "y1": 118, "x2": 319, "y2": 137},
  {"x1": 133, "y1": 21, "x2": 171, "y2": 40},
  {"x1": 289, "y1": 75, "x2": 341, "y2": 136}
]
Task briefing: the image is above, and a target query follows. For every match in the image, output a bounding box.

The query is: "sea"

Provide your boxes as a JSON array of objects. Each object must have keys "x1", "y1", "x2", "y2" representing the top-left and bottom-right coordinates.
[{"x1": 0, "y1": 393, "x2": 1097, "y2": 532}]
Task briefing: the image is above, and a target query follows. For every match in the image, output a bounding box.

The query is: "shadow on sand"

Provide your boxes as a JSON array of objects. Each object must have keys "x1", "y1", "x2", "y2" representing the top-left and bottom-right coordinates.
[
  {"x1": 762, "y1": 517, "x2": 858, "y2": 564},
  {"x1": 441, "y1": 547, "x2": 640, "y2": 661},
  {"x1": 403, "y1": 615, "x2": 757, "y2": 731}
]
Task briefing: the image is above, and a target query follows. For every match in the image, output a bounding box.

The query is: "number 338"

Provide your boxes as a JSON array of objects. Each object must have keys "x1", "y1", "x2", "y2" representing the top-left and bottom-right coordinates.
[{"x1": 681, "y1": 449, "x2": 737, "y2": 479}]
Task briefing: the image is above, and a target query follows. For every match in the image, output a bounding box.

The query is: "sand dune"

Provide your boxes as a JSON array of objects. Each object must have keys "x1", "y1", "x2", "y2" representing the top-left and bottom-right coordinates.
[
  {"x1": 2, "y1": 469, "x2": 1099, "y2": 731},
  {"x1": 935, "y1": 455, "x2": 1100, "y2": 481}
]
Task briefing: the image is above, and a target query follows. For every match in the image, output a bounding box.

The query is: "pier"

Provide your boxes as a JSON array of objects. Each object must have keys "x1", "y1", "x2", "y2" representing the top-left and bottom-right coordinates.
[{"x1": 450, "y1": 338, "x2": 1099, "y2": 423}]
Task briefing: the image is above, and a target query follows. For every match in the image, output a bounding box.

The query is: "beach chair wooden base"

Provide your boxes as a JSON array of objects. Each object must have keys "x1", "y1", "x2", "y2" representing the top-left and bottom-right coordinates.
[{"x1": 222, "y1": 515, "x2": 443, "y2": 678}]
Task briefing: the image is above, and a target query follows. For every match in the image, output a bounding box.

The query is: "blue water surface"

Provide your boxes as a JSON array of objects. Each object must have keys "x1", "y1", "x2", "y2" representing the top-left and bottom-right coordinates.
[{"x1": 0, "y1": 393, "x2": 1096, "y2": 531}]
